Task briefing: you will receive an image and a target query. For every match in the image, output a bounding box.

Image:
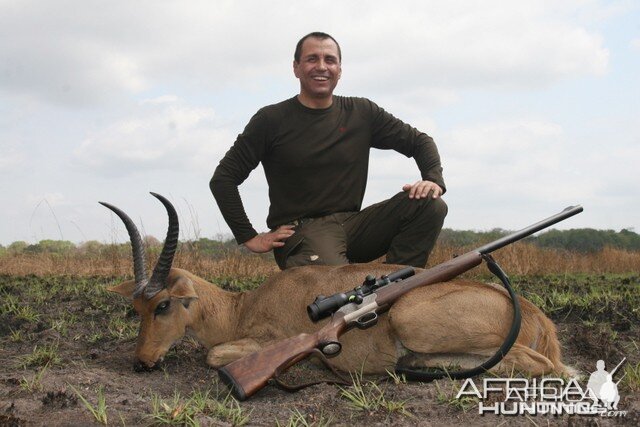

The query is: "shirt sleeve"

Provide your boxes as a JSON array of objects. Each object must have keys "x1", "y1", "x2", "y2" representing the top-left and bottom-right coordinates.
[
  {"x1": 366, "y1": 99, "x2": 446, "y2": 193},
  {"x1": 210, "y1": 109, "x2": 271, "y2": 244}
]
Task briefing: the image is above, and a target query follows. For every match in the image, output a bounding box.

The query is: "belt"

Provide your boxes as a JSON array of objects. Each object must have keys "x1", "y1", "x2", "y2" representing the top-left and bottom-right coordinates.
[{"x1": 290, "y1": 217, "x2": 315, "y2": 227}]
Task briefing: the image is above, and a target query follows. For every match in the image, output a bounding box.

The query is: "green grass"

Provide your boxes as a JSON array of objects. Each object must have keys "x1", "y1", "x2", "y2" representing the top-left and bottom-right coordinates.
[
  {"x1": 514, "y1": 274, "x2": 639, "y2": 324},
  {"x1": 19, "y1": 364, "x2": 48, "y2": 393},
  {"x1": 277, "y1": 408, "x2": 333, "y2": 427},
  {"x1": 69, "y1": 384, "x2": 108, "y2": 425},
  {"x1": 148, "y1": 389, "x2": 250, "y2": 426},
  {"x1": 19, "y1": 343, "x2": 62, "y2": 368},
  {"x1": 434, "y1": 380, "x2": 478, "y2": 412},
  {"x1": 339, "y1": 371, "x2": 412, "y2": 417},
  {"x1": 0, "y1": 292, "x2": 20, "y2": 315},
  {"x1": 386, "y1": 369, "x2": 407, "y2": 385},
  {"x1": 107, "y1": 315, "x2": 137, "y2": 340},
  {"x1": 620, "y1": 361, "x2": 640, "y2": 391},
  {"x1": 8, "y1": 328, "x2": 26, "y2": 342},
  {"x1": 1, "y1": 292, "x2": 40, "y2": 322},
  {"x1": 207, "y1": 391, "x2": 251, "y2": 426},
  {"x1": 50, "y1": 319, "x2": 69, "y2": 336}
]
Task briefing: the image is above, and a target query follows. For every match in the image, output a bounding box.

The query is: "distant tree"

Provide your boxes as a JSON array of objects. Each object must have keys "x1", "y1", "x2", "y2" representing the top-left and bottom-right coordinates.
[
  {"x1": 177, "y1": 237, "x2": 241, "y2": 258},
  {"x1": 24, "y1": 240, "x2": 75, "y2": 254},
  {"x1": 437, "y1": 228, "x2": 513, "y2": 247},
  {"x1": 0, "y1": 244, "x2": 5, "y2": 256},
  {"x1": 7, "y1": 241, "x2": 28, "y2": 255},
  {"x1": 77, "y1": 240, "x2": 104, "y2": 256},
  {"x1": 618, "y1": 229, "x2": 640, "y2": 251},
  {"x1": 535, "y1": 228, "x2": 640, "y2": 253},
  {"x1": 143, "y1": 236, "x2": 162, "y2": 248}
]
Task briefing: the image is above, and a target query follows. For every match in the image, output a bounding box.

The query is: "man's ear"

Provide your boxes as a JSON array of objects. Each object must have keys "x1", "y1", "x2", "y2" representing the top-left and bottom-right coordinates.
[
  {"x1": 169, "y1": 276, "x2": 198, "y2": 308},
  {"x1": 107, "y1": 280, "x2": 136, "y2": 298},
  {"x1": 293, "y1": 60, "x2": 301, "y2": 78}
]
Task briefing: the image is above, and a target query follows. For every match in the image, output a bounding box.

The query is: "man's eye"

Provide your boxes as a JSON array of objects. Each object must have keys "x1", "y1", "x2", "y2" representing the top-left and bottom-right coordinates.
[{"x1": 155, "y1": 300, "x2": 170, "y2": 315}]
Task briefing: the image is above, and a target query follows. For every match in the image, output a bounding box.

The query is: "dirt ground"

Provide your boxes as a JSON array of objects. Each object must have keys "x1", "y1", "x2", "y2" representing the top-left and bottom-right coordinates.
[{"x1": 1, "y1": 273, "x2": 638, "y2": 426}]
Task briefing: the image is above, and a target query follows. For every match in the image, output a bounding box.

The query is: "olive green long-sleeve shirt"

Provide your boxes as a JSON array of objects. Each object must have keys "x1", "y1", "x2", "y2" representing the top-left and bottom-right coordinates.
[{"x1": 210, "y1": 96, "x2": 445, "y2": 244}]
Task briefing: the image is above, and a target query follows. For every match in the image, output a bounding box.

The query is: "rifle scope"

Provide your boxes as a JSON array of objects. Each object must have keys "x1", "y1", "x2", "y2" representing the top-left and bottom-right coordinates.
[{"x1": 307, "y1": 266, "x2": 415, "y2": 322}]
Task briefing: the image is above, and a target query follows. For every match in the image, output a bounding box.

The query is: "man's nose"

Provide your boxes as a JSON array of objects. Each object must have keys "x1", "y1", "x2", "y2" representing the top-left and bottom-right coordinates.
[{"x1": 316, "y1": 60, "x2": 328, "y2": 70}]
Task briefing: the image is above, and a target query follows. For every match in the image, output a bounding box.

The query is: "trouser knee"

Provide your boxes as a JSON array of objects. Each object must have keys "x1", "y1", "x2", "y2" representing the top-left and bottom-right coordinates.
[
  {"x1": 423, "y1": 197, "x2": 448, "y2": 224},
  {"x1": 397, "y1": 192, "x2": 447, "y2": 225}
]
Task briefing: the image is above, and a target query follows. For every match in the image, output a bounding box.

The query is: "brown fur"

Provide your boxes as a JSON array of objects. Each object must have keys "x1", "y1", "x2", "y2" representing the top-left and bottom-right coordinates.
[{"x1": 109, "y1": 264, "x2": 574, "y2": 376}]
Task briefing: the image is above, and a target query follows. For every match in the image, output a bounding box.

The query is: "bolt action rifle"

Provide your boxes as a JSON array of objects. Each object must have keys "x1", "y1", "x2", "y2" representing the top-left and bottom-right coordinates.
[{"x1": 218, "y1": 206, "x2": 584, "y2": 400}]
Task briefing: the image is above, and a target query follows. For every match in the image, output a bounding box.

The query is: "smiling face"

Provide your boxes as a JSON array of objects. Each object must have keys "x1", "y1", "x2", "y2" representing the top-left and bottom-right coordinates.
[{"x1": 293, "y1": 36, "x2": 342, "y2": 108}]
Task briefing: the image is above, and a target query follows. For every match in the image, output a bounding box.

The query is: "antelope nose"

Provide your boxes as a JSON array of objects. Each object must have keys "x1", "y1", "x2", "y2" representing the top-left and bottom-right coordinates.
[{"x1": 133, "y1": 359, "x2": 157, "y2": 372}]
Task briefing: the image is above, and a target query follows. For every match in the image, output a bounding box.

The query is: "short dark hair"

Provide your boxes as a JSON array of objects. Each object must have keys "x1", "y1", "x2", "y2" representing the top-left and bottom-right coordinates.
[{"x1": 294, "y1": 32, "x2": 342, "y2": 63}]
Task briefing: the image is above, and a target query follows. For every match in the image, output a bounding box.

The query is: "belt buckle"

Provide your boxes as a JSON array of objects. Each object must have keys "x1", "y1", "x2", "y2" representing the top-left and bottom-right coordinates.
[{"x1": 292, "y1": 218, "x2": 308, "y2": 227}]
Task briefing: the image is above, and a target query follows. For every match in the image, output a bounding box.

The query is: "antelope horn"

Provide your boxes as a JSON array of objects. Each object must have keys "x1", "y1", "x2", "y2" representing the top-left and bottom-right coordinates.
[
  {"x1": 145, "y1": 192, "x2": 179, "y2": 299},
  {"x1": 99, "y1": 201, "x2": 148, "y2": 297}
]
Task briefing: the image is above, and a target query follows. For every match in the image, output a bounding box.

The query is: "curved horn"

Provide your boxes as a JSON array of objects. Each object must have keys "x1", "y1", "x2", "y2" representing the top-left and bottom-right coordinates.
[
  {"x1": 145, "y1": 192, "x2": 179, "y2": 299},
  {"x1": 99, "y1": 201, "x2": 148, "y2": 297}
]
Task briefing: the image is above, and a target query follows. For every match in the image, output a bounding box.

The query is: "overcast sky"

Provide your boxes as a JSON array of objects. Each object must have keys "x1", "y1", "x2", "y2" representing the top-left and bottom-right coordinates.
[{"x1": 1, "y1": 0, "x2": 638, "y2": 245}]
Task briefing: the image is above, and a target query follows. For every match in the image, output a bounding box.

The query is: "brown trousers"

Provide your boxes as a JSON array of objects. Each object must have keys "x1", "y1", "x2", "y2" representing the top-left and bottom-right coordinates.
[{"x1": 273, "y1": 192, "x2": 447, "y2": 270}]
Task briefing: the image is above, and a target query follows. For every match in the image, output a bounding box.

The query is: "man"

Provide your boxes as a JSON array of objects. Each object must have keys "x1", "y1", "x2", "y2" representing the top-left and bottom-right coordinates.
[
  {"x1": 211, "y1": 32, "x2": 447, "y2": 270},
  {"x1": 587, "y1": 360, "x2": 609, "y2": 406}
]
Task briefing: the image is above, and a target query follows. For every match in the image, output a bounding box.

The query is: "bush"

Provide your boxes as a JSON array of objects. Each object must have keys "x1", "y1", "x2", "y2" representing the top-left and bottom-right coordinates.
[
  {"x1": 7, "y1": 241, "x2": 28, "y2": 255},
  {"x1": 23, "y1": 240, "x2": 76, "y2": 254}
]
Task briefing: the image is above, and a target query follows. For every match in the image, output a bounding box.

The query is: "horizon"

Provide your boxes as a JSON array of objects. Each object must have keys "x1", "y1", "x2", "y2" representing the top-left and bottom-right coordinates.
[{"x1": 2, "y1": 225, "x2": 636, "y2": 247}]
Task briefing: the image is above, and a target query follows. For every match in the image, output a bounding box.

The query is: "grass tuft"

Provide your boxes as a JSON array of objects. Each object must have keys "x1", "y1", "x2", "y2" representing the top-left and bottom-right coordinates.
[
  {"x1": 19, "y1": 343, "x2": 62, "y2": 368},
  {"x1": 69, "y1": 384, "x2": 109, "y2": 425},
  {"x1": 19, "y1": 364, "x2": 48, "y2": 393},
  {"x1": 339, "y1": 371, "x2": 412, "y2": 417},
  {"x1": 434, "y1": 380, "x2": 478, "y2": 412},
  {"x1": 148, "y1": 389, "x2": 251, "y2": 426},
  {"x1": 277, "y1": 408, "x2": 333, "y2": 427},
  {"x1": 620, "y1": 361, "x2": 640, "y2": 391}
]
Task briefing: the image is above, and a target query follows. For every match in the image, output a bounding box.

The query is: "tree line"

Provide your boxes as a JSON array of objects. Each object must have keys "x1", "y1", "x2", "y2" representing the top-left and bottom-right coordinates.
[
  {"x1": 434, "y1": 228, "x2": 640, "y2": 253},
  {"x1": 1, "y1": 228, "x2": 638, "y2": 256}
]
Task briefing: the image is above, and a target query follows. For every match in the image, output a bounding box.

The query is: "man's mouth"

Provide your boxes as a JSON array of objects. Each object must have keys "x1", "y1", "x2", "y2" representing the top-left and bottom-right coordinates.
[{"x1": 312, "y1": 76, "x2": 329, "y2": 81}]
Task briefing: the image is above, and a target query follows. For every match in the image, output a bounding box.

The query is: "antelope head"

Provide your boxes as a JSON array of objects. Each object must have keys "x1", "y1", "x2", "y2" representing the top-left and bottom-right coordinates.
[{"x1": 101, "y1": 193, "x2": 198, "y2": 371}]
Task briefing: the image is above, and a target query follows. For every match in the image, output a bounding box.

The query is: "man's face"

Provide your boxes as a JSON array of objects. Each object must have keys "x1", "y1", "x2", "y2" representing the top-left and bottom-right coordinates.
[{"x1": 293, "y1": 37, "x2": 341, "y2": 102}]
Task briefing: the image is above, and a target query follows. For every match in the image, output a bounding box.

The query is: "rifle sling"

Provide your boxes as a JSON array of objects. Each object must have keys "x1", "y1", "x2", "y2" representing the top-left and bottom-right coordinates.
[
  {"x1": 269, "y1": 348, "x2": 351, "y2": 392},
  {"x1": 395, "y1": 254, "x2": 522, "y2": 381}
]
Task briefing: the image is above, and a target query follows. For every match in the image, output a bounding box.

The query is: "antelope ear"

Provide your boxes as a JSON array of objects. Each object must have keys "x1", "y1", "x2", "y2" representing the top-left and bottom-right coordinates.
[
  {"x1": 107, "y1": 280, "x2": 136, "y2": 298},
  {"x1": 169, "y1": 276, "x2": 198, "y2": 308}
]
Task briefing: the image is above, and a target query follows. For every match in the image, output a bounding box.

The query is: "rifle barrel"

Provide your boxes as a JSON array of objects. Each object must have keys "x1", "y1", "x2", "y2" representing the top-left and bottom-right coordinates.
[
  {"x1": 476, "y1": 205, "x2": 583, "y2": 254},
  {"x1": 610, "y1": 357, "x2": 627, "y2": 377}
]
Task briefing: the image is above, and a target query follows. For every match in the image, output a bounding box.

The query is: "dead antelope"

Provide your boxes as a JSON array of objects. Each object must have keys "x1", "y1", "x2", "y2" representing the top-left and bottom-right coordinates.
[{"x1": 102, "y1": 193, "x2": 574, "y2": 378}]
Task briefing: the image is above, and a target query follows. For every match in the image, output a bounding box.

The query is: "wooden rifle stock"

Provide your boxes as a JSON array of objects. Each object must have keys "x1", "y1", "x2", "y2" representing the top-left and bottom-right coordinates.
[{"x1": 218, "y1": 315, "x2": 347, "y2": 400}]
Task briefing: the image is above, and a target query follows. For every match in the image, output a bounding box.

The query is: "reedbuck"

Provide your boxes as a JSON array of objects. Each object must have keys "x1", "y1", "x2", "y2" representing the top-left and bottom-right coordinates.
[{"x1": 102, "y1": 193, "x2": 574, "y2": 378}]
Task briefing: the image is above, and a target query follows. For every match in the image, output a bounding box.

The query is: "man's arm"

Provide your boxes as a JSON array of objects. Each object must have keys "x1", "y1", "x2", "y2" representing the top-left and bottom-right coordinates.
[
  {"x1": 365, "y1": 99, "x2": 446, "y2": 196},
  {"x1": 210, "y1": 110, "x2": 269, "y2": 245}
]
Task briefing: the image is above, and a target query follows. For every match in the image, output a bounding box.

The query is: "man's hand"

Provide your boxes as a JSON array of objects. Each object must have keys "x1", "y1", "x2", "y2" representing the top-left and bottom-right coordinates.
[
  {"x1": 243, "y1": 225, "x2": 295, "y2": 253},
  {"x1": 402, "y1": 180, "x2": 443, "y2": 199}
]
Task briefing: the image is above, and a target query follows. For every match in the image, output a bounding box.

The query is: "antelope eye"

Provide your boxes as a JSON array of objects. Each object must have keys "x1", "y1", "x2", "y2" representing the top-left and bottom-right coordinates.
[{"x1": 155, "y1": 300, "x2": 170, "y2": 315}]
